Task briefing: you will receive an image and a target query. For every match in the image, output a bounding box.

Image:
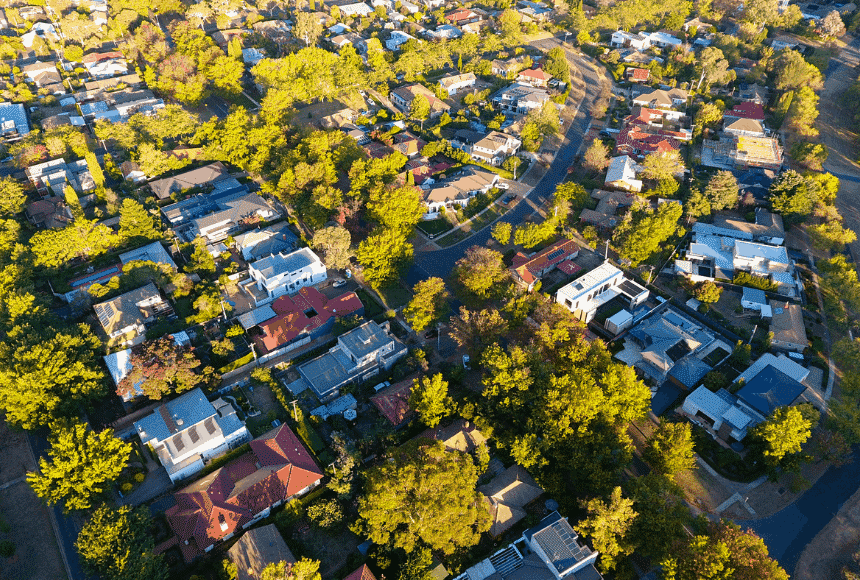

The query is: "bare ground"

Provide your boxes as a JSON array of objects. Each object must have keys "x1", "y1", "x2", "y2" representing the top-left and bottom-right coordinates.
[{"x1": 0, "y1": 420, "x2": 66, "y2": 580}]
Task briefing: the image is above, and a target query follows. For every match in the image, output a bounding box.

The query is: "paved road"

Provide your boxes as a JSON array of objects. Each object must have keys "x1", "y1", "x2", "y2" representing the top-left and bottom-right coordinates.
[
  {"x1": 407, "y1": 42, "x2": 604, "y2": 285},
  {"x1": 745, "y1": 448, "x2": 860, "y2": 575}
]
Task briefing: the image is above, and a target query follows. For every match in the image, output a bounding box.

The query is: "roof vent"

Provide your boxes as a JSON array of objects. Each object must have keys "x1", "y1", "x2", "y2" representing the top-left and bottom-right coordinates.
[{"x1": 176, "y1": 418, "x2": 184, "y2": 426}]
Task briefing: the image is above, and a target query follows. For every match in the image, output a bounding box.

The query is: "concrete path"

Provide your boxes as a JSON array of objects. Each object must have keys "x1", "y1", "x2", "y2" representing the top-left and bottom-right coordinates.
[{"x1": 0, "y1": 476, "x2": 24, "y2": 491}]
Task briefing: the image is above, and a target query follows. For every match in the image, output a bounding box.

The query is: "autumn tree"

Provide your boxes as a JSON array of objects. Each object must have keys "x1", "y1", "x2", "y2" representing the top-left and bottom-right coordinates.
[
  {"x1": 704, "y1": 171, "x2": 739, "y2": 210},
  {"x1": 583, "y1": 140, "x2": 611, "y2": 172},
  {"x1": 452, "y1": 246, "x2": 510, "y2": 301},
  {"x1": 449, "y1": 307, "x2": 507, "y2": 358},
  {"x1": 662, "y1": 521, "x2": 789, "y2": 580},
  {"x1": 260, "y1": 558, "x2": 322, "y2": 580},
  {"x1": 410, "y1": 373, "x2": 451, "y2": 427},
  {"x1": 577, "y1": 487, "x2": 638, "y2": 573},
  {"x1": 820, "y1": 10, "x2": 846, "y2": 38},
  {"x1": 76, "y1": 505, "x2": 168, "y2": 580},
  {"x1": 403, "y1": 277, "x2": 449, "y2": 332},
  {"x1": 643, "y1": 422, "x2": 696, "y2": 477},
  {"x1": 312, "y1": 226, "x2": 352, "y2": 270},
  {"x1": 119, "y1": 338, "x2": 213, "y2": 401},
  {"x1": 355, "y1": 229, "x2": 414, "y2": 288},
  {"x1": 28, "y1": 420, "x2": 131, "y2": 512},
  {"x1": 355, "y1": 440, "x2": 491, "y2": 554}
]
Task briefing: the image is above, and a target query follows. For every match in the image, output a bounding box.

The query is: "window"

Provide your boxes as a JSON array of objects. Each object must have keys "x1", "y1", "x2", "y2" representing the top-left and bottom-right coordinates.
[{"x1": 564, "y1": 299, "x2": 572, "y2": 308}]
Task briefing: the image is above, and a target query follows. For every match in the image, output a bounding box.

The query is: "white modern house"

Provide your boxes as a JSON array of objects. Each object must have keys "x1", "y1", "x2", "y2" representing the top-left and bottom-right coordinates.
[
  {"x1": 469, "y1": 131, "x2": 522, "y2": 166},
  {"x1": 556, "y1": 262, "x2": 649, "y2": 323},
  {"x1": 243, "y1": 248, "x2": 327, "y2": 306},
  {"x1": 604, "y1": 155, "x2": 643, "y2": 192},
  {"x1": 386, "y1": 30, "x2": 416, "y2": 51},
  {"x1": 421, "y1": 166, "x2": 499, "y2": 216},
  {"x1": 439, "y1": 72, "x2": 477, "y2": 95},
  {"x1": 134, "y1": 388, "x2": 251, "y2": 482}
]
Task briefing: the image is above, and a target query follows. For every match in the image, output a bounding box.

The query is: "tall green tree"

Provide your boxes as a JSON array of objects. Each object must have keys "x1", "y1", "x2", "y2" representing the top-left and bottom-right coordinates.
[
  {"x1": 452, "y1": 246, "x2": 510, "y2": 301},
  {"x1": 403, "y1": 277, "x2": 449, "y2": 332},
  {"x1": 577, "y1": 487, "x2": 638, "y2": 573},
  {"x1": 409, "y1": 373, "x2": 451, "y2": 427},
  {"x1": 187, "y1": 236, "x2": 216, "y2": 274},
  {"x1": 368, "y1": 186, "x2": 424, "y2": 234},
  {"x1": 355, "y1": 440, "x2": 491, "y2": 554},
  {"x1": 769, "y1": 169, "x2": 816, "y2": 218},
  {"x1": 449, "y1": 307, "x2": 508, "y2": 358},
  {"x1": 0, "y1": 176, "x2": 27, "y2": 216},
  {"x1": 260, "y1": 558, "x2": 322, "y2": 580},
  {"x1": 356, "y1": 229, "x2": 414, "y2": 288},
  {"x1": 641, "y1": 151, "x2": 684, "y2": 182},
  {"x1": 751, "y1": 405, "x2": 815, "y2": 465},
  {"x1": 613, "y1": 201, "x2": 683, "y2": 266},
  {"x1": 409, "y1": 94, "x2": 431, "y2": 121},
  {"x1": 626, "y1": 474, "x2": 692, "y2": 563},
  {"x1": 492, "y1": 221, "x2": 513, "y2": 245},
  {"x1": 498, "y1": 9, "x2": 522, "y2": 43},
  {"x1": 119, "y1": 198, "x2": 161, "y2": 242},
  {"x1": 704, "y1": 171, "x2": 739, "y2": 210},
  {"x1": 28, "y1": 420, "x2": 131, "y2": 511},
  {"x1": 312, "y1": 226, "x2": 352, "y2": 270},
  {"x1": 76, "y1": 505, "x2": 168, "y2": 580},
  {"x1": 643, "y1": 422, "x2": 696, "y2": 477}
]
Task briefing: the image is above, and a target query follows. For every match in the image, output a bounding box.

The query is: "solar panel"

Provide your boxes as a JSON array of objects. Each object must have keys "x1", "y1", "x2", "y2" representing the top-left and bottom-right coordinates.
[
  {"x1": 188, "y1": 426, "x2": 199, "y2": 444},
  {"x1": 545, "y1": 249, "x2": 565, "y2": 261},
  {"x1": 96, "y1": 303, "x2": 115, "y2": 327},
  {"x1": 203, "y1": 417, "x2": 217, "y2": 435},
  {"x1": 172, "y1": 433, "x2": 185, "y2": 452}
]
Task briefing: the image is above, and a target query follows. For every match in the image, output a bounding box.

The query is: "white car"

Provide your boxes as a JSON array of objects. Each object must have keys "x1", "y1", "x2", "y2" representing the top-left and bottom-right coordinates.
[
  {"x1": 497, "y1": 181, "x2": 510, "y2": 190},
  {"x1": 332, "y1": 279, "x2": 347, "y2": 288}
]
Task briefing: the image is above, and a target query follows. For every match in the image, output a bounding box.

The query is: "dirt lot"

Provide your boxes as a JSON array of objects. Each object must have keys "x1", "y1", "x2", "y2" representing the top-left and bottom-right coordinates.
[{"x1": 0, "y1": 421, "x2": 66, "y2": 580}]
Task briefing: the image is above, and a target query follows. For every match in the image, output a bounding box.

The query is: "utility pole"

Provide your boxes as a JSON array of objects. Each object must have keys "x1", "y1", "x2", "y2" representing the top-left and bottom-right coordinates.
[
  {"x1": 437, "y1": 322, "x2": 441, "y2": 351},
  {"x1": 604, "y1": 240, "x2": 609, "y2": 260},
  {"x1": 290, "y1": 399, "x2": 299, "y2": 421}
]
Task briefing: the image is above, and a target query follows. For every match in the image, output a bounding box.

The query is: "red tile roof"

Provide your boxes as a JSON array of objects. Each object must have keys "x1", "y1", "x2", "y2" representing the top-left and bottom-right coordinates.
[
  {"x1": 343, "y1": 564, "x2": 378, "y2": 580},
  {"x1": 615, "y1": 126, "x2": 680, "y2": 158},
  {"x1": 82, "y1": 51, "x2": 124, "y2": 63},
  {"x1": 164, "y1": 424, "x2": 323, "y2": 562},
  {"x1": 556, "y1": 260, "x2": 582, "y2": 276},
  {"x1": 370, "y1": 377, "x2": 416, "y2": 426},
  {"x1": 254, "y1": 287, "x2": 363, "y2": 353},
  {"x1": 511, "y1": 238, "x2": 580, "y2": 285},
  {"x1": 625, "y1": 106, "x2": 663, "y2": 126},
  {"x1": 628, "y1": 67, "x2": 650, "y2": 81},
  {"x1": 725, "y1": 102, "x2": 765, "y2": 121},
  {"x1": 518, "y1": 68, "x2": 552, "y2": 81}
]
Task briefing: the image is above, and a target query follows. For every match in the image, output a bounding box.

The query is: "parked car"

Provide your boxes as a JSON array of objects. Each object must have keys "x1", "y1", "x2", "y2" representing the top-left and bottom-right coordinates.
[
  {"x1": 373, "y1": 381, "x2": 391, "y2": 392},
  {"x1": 497, "y1": 181, "x2": 510, "y2": 190},
  {"x1": 501, "y1": 194, "x2": 518, "y2": 205},
  {"x1": 462, "y1": 354, "x2": 471, "y2": 370},
  {"x1": 332, "y1": 278, "x2": 347, "y2": 288}
]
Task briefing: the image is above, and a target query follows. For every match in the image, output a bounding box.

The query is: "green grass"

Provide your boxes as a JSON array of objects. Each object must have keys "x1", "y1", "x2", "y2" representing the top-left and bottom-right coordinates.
[
  {"x1": 355, "y1": 288, "x2": 384, "y2": 317},
  {"x1": 378, "y1": 285, "x2": 411, "y2": 309},
  {"x1": 294, "y1": 412, "x2": 325, "y2": 454},
  {"x1": 703, "y1": 347, "x2": 730, "y2": 367},
  {"x1": 218, "y1": 352, "x2": 255, "y2": 374},
  {"x1": 436, "y1": 205, "x2": 504, "y2": 248},
  {"x1": 417, "y1": 217, "x2": 453, "y2": 236},
  {"x1": 807, "y1": 47, "x2": 837, "y2": 72}
]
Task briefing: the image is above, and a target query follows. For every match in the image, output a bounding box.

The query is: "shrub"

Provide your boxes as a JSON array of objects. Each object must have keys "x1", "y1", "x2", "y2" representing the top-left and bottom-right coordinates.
[
  {"x1": 307, "y1": 499, "x2": 344, "y2": 529},
  {"x1": 733, "y1": 271, "x2": 778, "y2": 292},
  {"x1": 121, "y1": 482, "x2": 133, "y2": 493},
  {"x1": 0, "y1": 540, "x2": 14, "y2": 558},
  {"x1": 134, "y1": 472, "x2": 145, "y2": 483}
]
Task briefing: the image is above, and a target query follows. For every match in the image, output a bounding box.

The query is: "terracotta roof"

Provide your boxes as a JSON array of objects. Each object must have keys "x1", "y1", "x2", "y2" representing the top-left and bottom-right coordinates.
[
  {"x1": 82, "y1": 51, "x2": 124, "y2": 64},
  {"x1": 725, "y1": 102, "x2": 765, "y2": 121},
  {"x1": 511, "y1": 238, "x2": 579, "y2": 285},
  {"x1": 165, "y1": 424, "x2": 322, "y2": 562},
  {"x1": 370, "y1": 377, "x2": 416, "y2": 426},
  {"x1": 343, "y1": 564, "x2": 378, "y2": 580},
  {"x1": 254, "y1": 287, "x2": 363, "y2": 353},
  {"x1": 625, "y1": 106, "x2": 663, "y2": 126},
  {"x1": 628, "y1": 68, "x2": 650, "y2": 81},
  {"x1": 615, "y1": 126, "x2": 680, "y2": 157},
  {"x1": 518, "y1": 68, "x2": 552, "y2": 81}
]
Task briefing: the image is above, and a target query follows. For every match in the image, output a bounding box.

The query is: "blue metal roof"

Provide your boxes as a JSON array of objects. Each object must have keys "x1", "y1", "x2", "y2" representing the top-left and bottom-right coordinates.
[
  {"x1": 737, "y1": 365, "x2": 806, "y2": 417},
  {"x1": 0, "y1": 102, "x2": 29, "y2": 134}
]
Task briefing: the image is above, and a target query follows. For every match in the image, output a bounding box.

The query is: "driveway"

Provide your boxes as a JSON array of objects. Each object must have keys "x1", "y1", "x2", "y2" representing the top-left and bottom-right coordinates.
[
  {"x1": 120, "y1": 466, "x2": 173, "y2": 508},
  {"x1": 407, "y1": 42, "x2": 605, "y2": 284}
]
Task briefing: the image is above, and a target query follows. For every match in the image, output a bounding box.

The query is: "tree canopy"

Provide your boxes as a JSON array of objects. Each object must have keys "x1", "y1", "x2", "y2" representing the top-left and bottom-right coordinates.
[
  {"x1": 404, "y1": 277, "x2": 449, "y2": 332},
  {"x1": 409, "y1": 373, "x2": 451, "y2": 427},
  {"x1": 118, "y1": 337, "x2": 213, "y2": 401}
]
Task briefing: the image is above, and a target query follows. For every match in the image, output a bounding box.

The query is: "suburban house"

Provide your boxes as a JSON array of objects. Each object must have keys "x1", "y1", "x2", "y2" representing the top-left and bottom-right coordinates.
[
  {"x1": 134, "y1": 387, "x2": 251, "y2": 483},
  {"x1": 555, "y1": 262, "x2": 649, "y2": 323},
  {"x1": 149, "y1": 162, "x2": 230, "y2": 200},
  {"x1": 723, "y1": 102, "x2": 766, "y2": 124},
  {"x1": 491, "y1": 55, "x2": 530, "y2": 77},
  {"x1": 93, "y1": 282, "x2": 169, "y2": 344},
  {"x1": 21, "y1": 60, "x2": 62, "y2": 88},
  {"x1": 82, "y1": 51, "x2": 128, "y2": 78},
  {"x1": 741, "y1": 287, "x2": 769, "y2": 313},
  {"x1": 343, "y1": 565, "x2": 379, "y2": 580},
  {"x1": 0, "y1": 101, "x2": 30, "y2": 142},
  {"x1": 683, "y1": 353, "x2": 810, "y2": 443},
  {"x1": 626, "y1": 68, "x2": 650, "y2": 83},
  {"x1": 769, "y1": 301, "x2": 807, "y2": 352},
  {"x1": 491, "y1": 83, "x2": 551, "y2": 115},
  {"x1": 618, "y1": 306, "x2": 717, "y2": 385},
  {"x1": 289, "y1": 321, "x2": 407, "y2": 401},
  {"x1": 26, "y1": 157, "x2": 95, "y2": 196},
  {"x1": 517, "y1": 0, "x2": 554, "y2": 21},
  {"x1": 610, "y1": 30, "x2": 652, "y2": 50},
  {"x1": 120, "y1": 161, "x2": 147, "y2": 183},
  {"x1": 579, "y1": 189, "x2": 642, "y2": 230},
  {"x1": 614, "y1": 126, "x2": 681, "y2": 160},
  {"x1": 390, "y1": 84, "x2": 450, "y2": 117},
  {"x1": 233, "y1": 223, "x2": 299, "y2": 261},
  {"x1": 386, "y1": 30, "x2": 417, "y2": 50},
  {"x1": 161, "y1": 179, "x2": 279, "y2": 242},
  {"x1": 446, "y1": 7, "x2": 482, "y2": 24},
  {"x1": 478, "y1": 465, "x2": 544, "y2": 537},
  {"x1": 453, "y1": 511, "x2": 602, "y2": 580},
  {"x1": 604, "y1": 155, "x2": 643, "y2": 192},
  {"x1": 675, "y1": 233, "x2": 801, "y2": 297},
  {"x1": 371, "y1": 377, "x2": 416, "y2": 427},
  {"x1": 120, "y1": 240, "x2": 179, "y2": 270},
  {"x1": 468, "y1": 131, "x2": 522, "y2": 166},
  {"x1": 702, "y1": 135, "x2": 783, "y2": 171},
  {"x1": 420, "y1": 418, "x2": 487, "y2": 453},
  {"x1": 724, "y1": 118, "x2": 767, "y2": 138},
  {"x1": 632, "y1": 87, "x2": 688, "y2": 110},
  {"x1": 337, "y1": 1, "x2": 374, "y2": 17},
  {"x1": 421, "y1": 166, "x2": 499, "y2": 215},
  {"x1": 26, "y1": 197, "x2": 73, "y2": 229},
  {"x1": 510, "y1": 238, "x2": 580, "y2": 291},
  {"x1": 439, "y1": 72, "x2": 477, "y2": 95},
  {"x1": 164, "y1": 424, "x2": 323, "y2": 562},
  {"x1": 692, "y1": 208, "x2": 785, "y2": 245},
  {"x1": 243, "y1": 248, "x2": 327, "y2": 306},
  {"x1": 737, "y1": 83, "x2": 768, "y2": 105},
  {"x1": 228, "y1": 524, "x2": 295, "y2": 580},
  {"x1": 516, "y1": 68, "x2": 553, "y2": 87},
  {"x1": 247, "y1": 286, "x2": 364, "y2": 354}
]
